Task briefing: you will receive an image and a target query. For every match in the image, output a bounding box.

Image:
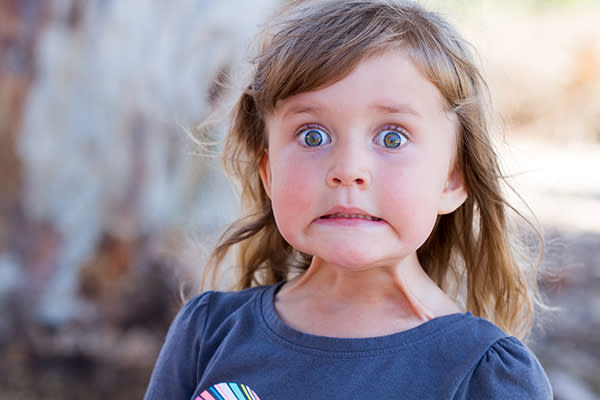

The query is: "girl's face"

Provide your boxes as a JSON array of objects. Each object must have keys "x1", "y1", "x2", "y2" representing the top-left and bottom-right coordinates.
[{"x1": 260, "y1": 50, "x2": 467, "y2": 271}]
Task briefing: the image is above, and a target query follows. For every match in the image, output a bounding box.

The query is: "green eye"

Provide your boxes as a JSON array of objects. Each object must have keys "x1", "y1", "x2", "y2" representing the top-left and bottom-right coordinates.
[
  {"x1": 299, "y1": 127, "x2": 331, "y2": 147},
  {"x1": 376, "y1": 129, "x2": 407, "y2": 149}
]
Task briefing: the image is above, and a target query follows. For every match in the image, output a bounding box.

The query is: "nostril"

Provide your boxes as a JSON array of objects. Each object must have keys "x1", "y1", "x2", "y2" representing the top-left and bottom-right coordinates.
[{"x1": 327, "y1": 173, "x2": 368, "y2": 187}]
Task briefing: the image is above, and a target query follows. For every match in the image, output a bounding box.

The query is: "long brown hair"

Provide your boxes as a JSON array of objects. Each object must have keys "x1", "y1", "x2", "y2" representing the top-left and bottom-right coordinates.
[{"x1": 203, "y1": 0, "x2": 543, "y2": 339}]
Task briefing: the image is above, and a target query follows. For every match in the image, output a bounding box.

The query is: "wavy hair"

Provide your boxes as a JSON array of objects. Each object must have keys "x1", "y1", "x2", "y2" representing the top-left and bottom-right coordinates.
[{"x1": 203, "y1": 0, "x2": 543, "y2": 339}]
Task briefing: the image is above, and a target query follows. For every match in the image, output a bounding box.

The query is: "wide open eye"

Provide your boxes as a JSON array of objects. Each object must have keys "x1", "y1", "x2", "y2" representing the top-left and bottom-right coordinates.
[
  {"x1": 297, "y1": 127, "x2": 331, "y2": 147},
  {"x1": 374, "y1": 129, "x2": 408, "y2": 149}
]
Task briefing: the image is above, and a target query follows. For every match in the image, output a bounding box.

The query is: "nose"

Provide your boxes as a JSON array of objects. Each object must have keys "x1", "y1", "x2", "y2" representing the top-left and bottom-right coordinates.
[{"x1": 326, "y1": 143, "x2": 371, "y2": 188}]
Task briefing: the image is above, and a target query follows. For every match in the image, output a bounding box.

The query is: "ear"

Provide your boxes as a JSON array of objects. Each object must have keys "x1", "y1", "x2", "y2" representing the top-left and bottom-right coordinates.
[
  {"x1": 258, "y1": 150, "x2": 272, "y2": 198},
  {"x1": 438, "y1": 166, "x2": 468, "y2": 215}
]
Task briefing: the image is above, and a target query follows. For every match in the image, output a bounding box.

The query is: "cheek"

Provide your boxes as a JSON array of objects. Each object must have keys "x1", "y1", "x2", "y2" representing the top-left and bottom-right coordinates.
[
  {"x1": 271, "y1": 168, "x2": 315, "y2": 210},
  {"x1": 378, "y1": 164, "x2": 443, "y2": 243},
  {"x1": 269, "y1": 164, "x2": 318, "y2": 241}
]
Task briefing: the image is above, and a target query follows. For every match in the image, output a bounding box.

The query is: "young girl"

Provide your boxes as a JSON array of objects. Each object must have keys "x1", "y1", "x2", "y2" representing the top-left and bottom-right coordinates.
[{"x1": 145, "y1": 0, "x2": 552, "y2": 398}]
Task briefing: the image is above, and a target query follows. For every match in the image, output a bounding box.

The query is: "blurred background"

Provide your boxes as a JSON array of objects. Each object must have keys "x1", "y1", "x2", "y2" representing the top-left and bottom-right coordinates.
[{"x1": 0, "y1": 0, "x2": 598, "y2": 398}]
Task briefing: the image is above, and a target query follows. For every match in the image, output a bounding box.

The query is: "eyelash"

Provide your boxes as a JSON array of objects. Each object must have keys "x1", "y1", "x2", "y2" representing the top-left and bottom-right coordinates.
[{"x1": 295, "y1": 124, "x2": 410, "y2": 149}]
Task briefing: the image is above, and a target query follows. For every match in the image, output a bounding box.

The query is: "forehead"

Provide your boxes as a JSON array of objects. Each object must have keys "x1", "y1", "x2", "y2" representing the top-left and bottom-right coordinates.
[{"x1": 270, "y1": 50, "x2": 451, "y2": 121}]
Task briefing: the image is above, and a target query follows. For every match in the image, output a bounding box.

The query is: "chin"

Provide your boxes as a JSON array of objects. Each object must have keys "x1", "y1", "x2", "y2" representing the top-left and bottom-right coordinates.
[
  {"x1": 319, "y1": 249, "x2": 387, "y2": 271},
  {"x1": 293, "y1": 238, "x2": 408, "y2": 270}
]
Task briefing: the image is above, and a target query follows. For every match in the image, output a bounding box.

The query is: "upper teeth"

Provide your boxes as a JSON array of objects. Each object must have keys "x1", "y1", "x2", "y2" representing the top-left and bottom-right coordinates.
[{"x1": 326, "y1": 213, "x2": 380, "y2": 221}]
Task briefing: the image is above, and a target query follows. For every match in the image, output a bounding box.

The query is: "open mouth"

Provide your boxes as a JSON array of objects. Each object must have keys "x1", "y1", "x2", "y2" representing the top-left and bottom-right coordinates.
[{"x1": 319, "y1": 213, "x2": 383, "y2": 222}]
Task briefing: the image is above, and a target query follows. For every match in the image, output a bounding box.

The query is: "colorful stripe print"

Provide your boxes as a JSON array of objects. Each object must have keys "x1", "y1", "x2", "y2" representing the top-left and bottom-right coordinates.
[{"x1": 196, "y1": 382, "x2": 261, "y2": 400}]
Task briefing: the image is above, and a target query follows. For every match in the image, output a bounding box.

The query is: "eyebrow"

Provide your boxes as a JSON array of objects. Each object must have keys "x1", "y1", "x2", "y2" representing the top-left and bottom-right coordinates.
[
  {"x1": 279, "y1": 104, "x2": 322, "y2": 119},
  {"x1": 368, "y1": 103, "x2": 423, "y2": 119},
  {"x1": 278, "y1": 102, "x2": 423, "y2": 119}
]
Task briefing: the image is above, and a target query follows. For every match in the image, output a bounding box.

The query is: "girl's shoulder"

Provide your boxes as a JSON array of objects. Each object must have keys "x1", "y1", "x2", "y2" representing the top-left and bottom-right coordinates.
[
  {"x1": 174, "y1": 283, "x2": 277, "y2": 329},
  {"x1": 196, "y1": 283, "x2": 277, "y2": 310},
  {"x1": 144, "y1": 285, "x2": 278, "y2": 399},
  {"x1": 185, "y1": 284, "x2": 272, "y2": 308},
  {"x1": 451, "y1": 315, "x2": 553, "y2": 399}
]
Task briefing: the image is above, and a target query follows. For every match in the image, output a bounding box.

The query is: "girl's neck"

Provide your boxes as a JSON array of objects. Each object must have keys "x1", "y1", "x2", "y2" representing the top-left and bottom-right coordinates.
[{"x1": 274, "y1": 254, "x2": 461, "y2": 338}]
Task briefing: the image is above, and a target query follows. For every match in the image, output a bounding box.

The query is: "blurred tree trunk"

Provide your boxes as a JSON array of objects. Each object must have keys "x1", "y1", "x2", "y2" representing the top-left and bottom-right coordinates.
[{"x1": 0, "y1": 0, "x2": 279, "y2": 398}]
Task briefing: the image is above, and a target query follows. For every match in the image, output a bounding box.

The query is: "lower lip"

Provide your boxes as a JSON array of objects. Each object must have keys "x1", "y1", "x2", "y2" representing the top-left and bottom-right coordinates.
[{"x1": 313, "y1": 217, "x2": 386, "y2": 227}]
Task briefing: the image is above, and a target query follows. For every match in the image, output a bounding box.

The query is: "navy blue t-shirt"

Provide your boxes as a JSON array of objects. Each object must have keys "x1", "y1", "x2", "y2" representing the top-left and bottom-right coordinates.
[{"x1": 145, "y1": 283, "x2": 552, "y2": 399}]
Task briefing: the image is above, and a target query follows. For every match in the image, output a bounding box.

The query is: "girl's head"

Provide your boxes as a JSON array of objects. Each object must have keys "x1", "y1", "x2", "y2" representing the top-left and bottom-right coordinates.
[
  {"x1": 209, "y1": 0, "x2": 540, "y2": 338},
  {"x1": 261, "y1": 49, "x2": 469, "y2": 274}
]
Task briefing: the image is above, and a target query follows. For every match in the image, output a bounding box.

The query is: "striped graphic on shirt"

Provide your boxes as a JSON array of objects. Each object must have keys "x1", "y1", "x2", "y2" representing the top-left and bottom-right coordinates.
[{"x1": 196, "y1": 382, "x2": 261, "y2": 400}]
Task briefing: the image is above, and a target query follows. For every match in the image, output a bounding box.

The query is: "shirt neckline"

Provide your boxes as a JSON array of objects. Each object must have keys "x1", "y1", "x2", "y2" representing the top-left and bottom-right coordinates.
[{"x1": 259, "y1": 281, "x2": 472, "y2": 355}]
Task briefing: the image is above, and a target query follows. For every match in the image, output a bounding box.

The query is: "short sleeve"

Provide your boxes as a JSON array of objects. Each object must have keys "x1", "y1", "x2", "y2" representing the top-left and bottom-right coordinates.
[
  {"x1": 454, "y1": 336, "x2": 553, "y2": 400},
  {"x1": 144, "y1": 292, "x2": 211, "y2": 400}
]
